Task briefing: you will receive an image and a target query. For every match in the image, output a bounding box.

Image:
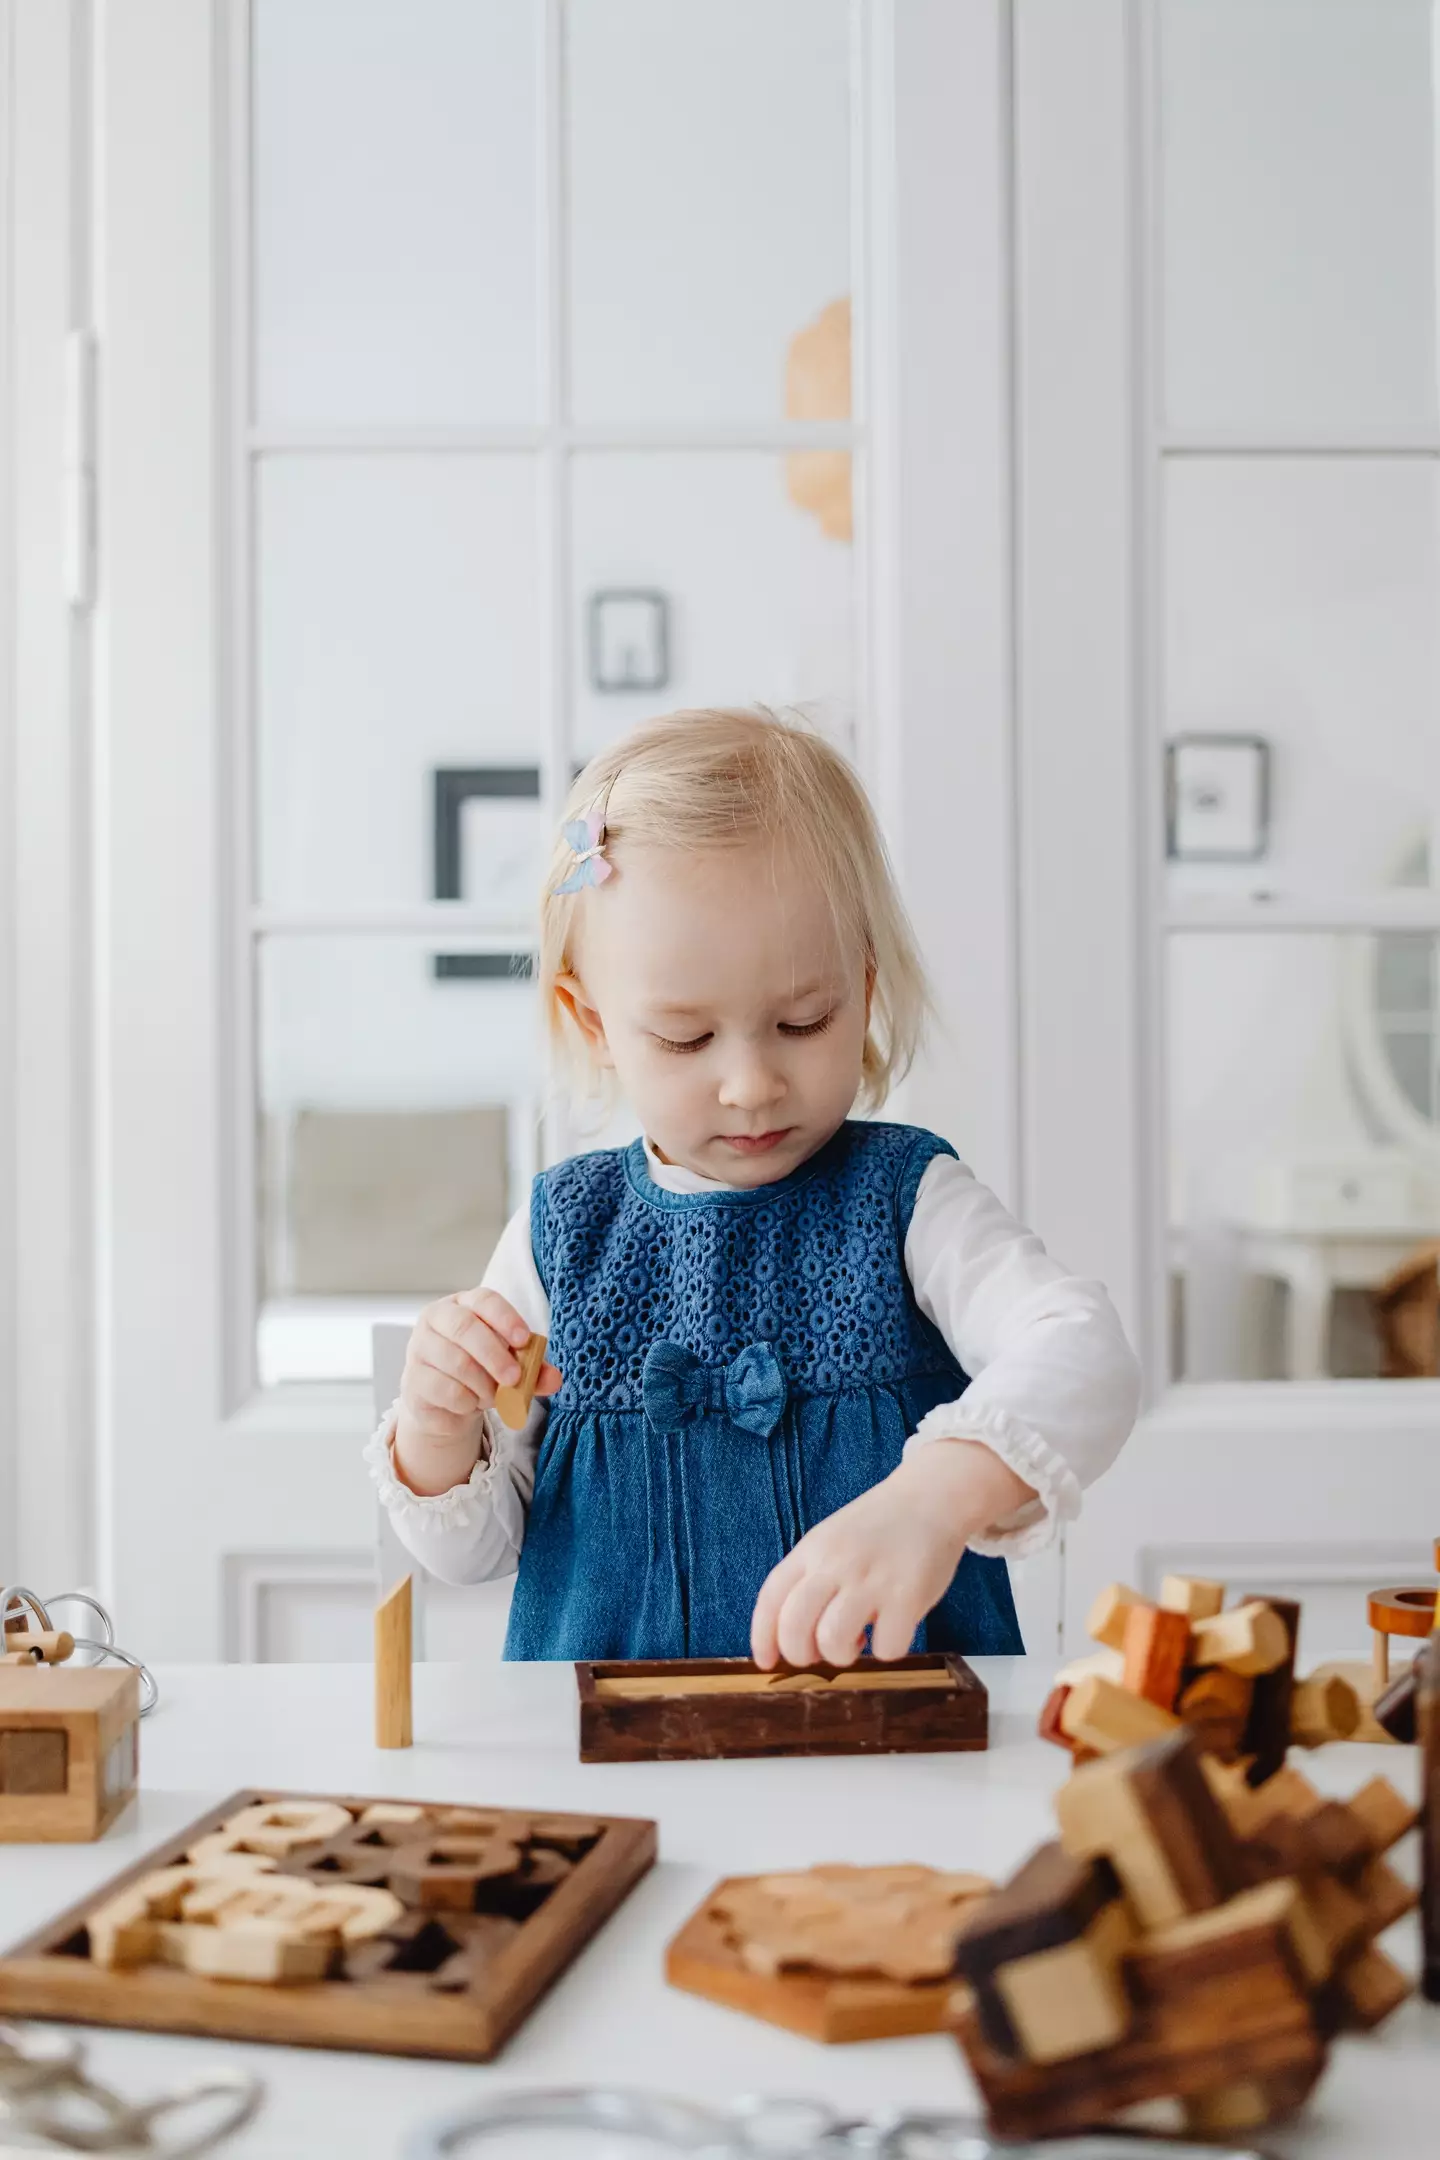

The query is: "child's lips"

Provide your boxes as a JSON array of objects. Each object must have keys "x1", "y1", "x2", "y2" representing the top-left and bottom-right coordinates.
[{"x1": 721, "y1": 1129, "x2": 793, "y2": 1155}]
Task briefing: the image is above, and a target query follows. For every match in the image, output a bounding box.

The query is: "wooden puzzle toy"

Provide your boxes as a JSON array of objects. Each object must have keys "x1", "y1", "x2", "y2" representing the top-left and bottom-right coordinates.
[
  {"x1": 952, "y1": 1726, "x2": 1419, "y2": 2138},
  {"x1": 575, "y1": 1653, "x2": 987, "y2": 1762},
  {"x1": 1367, "y1": 1583, "x2": 1437, "y2": 1687},
  {"x1": 375, "y1": 1574, "x2": 413, "y2": 1749},
  {"x1": 0, "y1": 1665, "x2": 140, "y2": 1843},
  {"x1": 0, "y1": 1786, "x2": 655, "y2": 2059},
  {"x1": 495, "y1": 1331, "x2": 548, "y2": 1430},
  {"x1": 666, "y1": 1862, "x2": 993, "y2": 2042},
  {"x1": 1043, "y1": 1578, "x2": 1352, "y2": 1784}
]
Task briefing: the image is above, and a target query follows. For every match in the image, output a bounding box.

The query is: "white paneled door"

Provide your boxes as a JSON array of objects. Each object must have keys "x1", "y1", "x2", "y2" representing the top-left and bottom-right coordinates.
[{"x1": 77, "y1": 0, "x2": 1036, "y2": 1661}]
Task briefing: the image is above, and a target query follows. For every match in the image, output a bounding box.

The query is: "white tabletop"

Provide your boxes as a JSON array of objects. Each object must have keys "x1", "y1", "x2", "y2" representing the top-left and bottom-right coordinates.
[{"x1": 0, "y1": 1659, "x2": 1432, "y2": 2160}]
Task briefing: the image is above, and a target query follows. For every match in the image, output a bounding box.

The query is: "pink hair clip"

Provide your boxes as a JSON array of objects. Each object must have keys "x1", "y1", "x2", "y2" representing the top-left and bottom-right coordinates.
[{"x1": 554, "y1": 809, "x2": 613, "y2": 895}]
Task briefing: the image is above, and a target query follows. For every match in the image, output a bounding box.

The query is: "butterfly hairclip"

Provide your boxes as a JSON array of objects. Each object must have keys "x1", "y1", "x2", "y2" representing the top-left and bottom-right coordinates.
[{"x1": 554, "y1": 810, "x2": 614, "y2": 895}]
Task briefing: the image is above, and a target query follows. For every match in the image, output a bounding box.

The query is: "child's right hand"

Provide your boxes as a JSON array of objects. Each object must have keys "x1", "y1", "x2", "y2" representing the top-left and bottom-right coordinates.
[{"x1": 392, "y1": 1289, "x2": 562, "y2": 1496}]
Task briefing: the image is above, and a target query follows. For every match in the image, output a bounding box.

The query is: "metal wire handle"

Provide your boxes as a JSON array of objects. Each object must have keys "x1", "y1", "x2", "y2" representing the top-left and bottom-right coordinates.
[
  {"x1": 0, "y1": 2025, "x2": 260, "y2": 2156},
  {"x1": 403, "y1": 2087, "x2": 1267, "y2": 2160},
  {"x1": 0, "y1": 1588, "x2": 158, "y2": 1717}
]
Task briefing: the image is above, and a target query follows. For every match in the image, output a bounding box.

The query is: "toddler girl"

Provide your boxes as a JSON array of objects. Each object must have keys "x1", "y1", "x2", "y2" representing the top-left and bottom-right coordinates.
[{"x1": 368, "y1": 708, "x2": 1140, "y2": 1664}]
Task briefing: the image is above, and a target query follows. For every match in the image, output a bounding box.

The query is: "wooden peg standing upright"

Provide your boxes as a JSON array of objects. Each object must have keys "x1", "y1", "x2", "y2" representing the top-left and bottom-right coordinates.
[
  {"x1": 495, "y1": 1332, "x2": 548, "y2": 1432},
  {"x1": 375, "y1": 1575, "x2": 413, "y2": 1750},
  {"x1": 1240, "y1": 1596, "x2": 1300, "y2": 1787}
]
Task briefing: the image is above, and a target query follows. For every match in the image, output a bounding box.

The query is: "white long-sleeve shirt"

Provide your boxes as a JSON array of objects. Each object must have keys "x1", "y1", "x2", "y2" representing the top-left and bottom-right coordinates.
[{"x1": 367, "y1": 1138, "x2": 1142, "y2": 1586}]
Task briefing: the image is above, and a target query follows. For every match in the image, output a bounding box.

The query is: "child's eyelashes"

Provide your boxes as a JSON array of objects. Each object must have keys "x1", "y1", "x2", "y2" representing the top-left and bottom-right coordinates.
[{"x1": 649, "y1": 1012, "x2": 836, "y2": 1054}]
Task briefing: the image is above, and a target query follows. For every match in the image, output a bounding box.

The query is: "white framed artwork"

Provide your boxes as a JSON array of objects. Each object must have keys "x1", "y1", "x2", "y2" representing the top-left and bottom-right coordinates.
[{"x1": 1166, "y1": 733, "x2": 1270, "y2": 862}]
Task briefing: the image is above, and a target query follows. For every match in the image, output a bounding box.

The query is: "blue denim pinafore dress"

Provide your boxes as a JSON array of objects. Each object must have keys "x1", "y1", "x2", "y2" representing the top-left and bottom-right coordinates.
[{"x1": 503, "y1": 1119, "x2": 1023, "y2": 1661}]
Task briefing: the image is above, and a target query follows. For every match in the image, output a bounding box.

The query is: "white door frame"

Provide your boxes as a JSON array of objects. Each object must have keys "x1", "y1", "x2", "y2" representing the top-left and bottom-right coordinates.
[
  {"x1": 0, "y1": 0, "x2": 15, "y2": 1582},
  {"x1": 90, "y1": 0, "x2": 1030, "y2": 1658},
  {"x1": 1011, "y1": 0, "x2": 1440, "y2": 1647}
]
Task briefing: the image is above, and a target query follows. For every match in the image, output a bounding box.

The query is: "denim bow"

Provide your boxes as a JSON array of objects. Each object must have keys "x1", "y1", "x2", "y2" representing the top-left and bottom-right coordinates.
[{"x1": 642, "y1": 1339, "x2": 788, "y2": 1440}]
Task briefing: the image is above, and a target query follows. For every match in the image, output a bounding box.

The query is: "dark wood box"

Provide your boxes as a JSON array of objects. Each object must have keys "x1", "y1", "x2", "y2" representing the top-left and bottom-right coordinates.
[{"x1": 576, "y1": 1654, "x2": 988, "y2": 1763}]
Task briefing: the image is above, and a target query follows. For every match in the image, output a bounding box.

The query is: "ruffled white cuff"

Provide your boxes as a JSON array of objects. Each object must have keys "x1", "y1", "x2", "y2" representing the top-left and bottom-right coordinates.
[
  {"x1": 902, "y1": 1399, "x2": 1081, "y2": 1560},
  {"x1": 363, "y1": 1400, "x2": 517, "y2": 1544}
]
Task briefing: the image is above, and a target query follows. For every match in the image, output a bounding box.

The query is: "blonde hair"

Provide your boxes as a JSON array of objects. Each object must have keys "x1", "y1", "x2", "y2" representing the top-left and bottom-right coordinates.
[{"x1": 538, "y1": 708, "x2": 931, "y2": 1112}]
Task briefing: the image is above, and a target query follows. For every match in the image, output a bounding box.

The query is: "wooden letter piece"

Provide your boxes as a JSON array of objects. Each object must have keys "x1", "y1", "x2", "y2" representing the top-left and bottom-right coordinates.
[
  {"x1": 1188, "y1": 1600, "x2": 1291, "y2": 1678},
  {"x1": 1055, "y1": 1727, "x2": 1247, "y2": 1930},
  {"x1": 951, "y1": 1843, "x2": 1133, "y2": 2065},
  {"x1": 495, "y1": 1332, "x2": 548, "y2": 1432},
  {"x1": 1158, "y1": 1575, "x2": 1226, "y2": 1622},
  {"x1": 1085, "y1": 1583, "x2": 1148, "y2": 1653},
  {"x1": 1121, "y1": 1604, "x2": 1191, "y2": 1713},
  {"x1": 375, "y1": 1576, "x2": 413, "y2": 1751},
  {"x1": 1058, "y1": 1675, "x2": 1180, "y2": 1756}
]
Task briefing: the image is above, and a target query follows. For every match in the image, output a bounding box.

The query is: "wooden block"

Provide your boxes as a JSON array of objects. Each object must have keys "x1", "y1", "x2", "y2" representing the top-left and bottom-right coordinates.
[
  {"x1": 1036, "y1": 1686, "x2": 1073, "y2": 1752},
  {"x1": 1053, "y1": 1648, "x2": 1124, "y2": 1689},
  {"x1": 1290, "y1": 1671, "x2": 1362, "y2": 1749},
  {"x1": 952, "y1": 1952, "x2": 1323, "y2": 2141},
  {"x1": 1373, "y1": 1660, "x2": 1418, "y2": 1743},
  {"x1": 375, "y1": 1576, "x2": 412, "y2": 1751},
  {"x1": 1128, "y1": 1877, "x2": 1330, "y2": 2000},
  {"x1": 1352, "y1": 1854, "x2": 1418, "y2": 1940},
  {"x1": 1330, "y1": 1942, "x2": 1413, "y2": 2031},
  {"x1": 1419, "y1": 1632, "x2": 1440, "y2": 2003},
  {"x1": 1239, "y1": 1596, "x2": 1300, "y2": 1786},
  {"x1": 1297, "y1": 1871, "x2": 1370, "y2": 1970},
  {"x1": 952, "y1": 1843, "x2": 1131, "y2": 2065},
  {"x1": 0, "y1": 1629, "x2": 75, "y2": 1665},
  {"x1": 1182, "y1": 2082, "x2": 1274, "y2": 2135},
  {"x1": 1368, "y1": 1585, "x2": 1437, "y2": 1642},
  {"x1": 1346, "y1": 1775, "x2": 1419, "y2": 1856},
  {"x1": 1120, "y1": 1604, "x2": 1190, "y2": 1712},
  {"x1": 494, "y1": 1331, "x2": 547, "y2": 1431},
  {"x1": 1158, "y1": 1575, "x2": 1226, "y2": 1622},
  {"x1": 1085, "y1": 1583, "x2": 1147, "y2": 1652},
  {"x1": 0, "y1": 1667, "x2": 139, "y2": 1842},
  {"x1": 576, "y1": 1655, "x2": 987, "y2": 1762},
  {"x1": 1057, "y1": 1675, "x2": 1180, "y2": 1755},
  {"x1": 1175, "y1": 1665, "x2": 1253, "y2": 1758},
  {"x1": 1054, "y1": 1727, "x2": 1247, "y2": 1929},
  {"x1": 0, "y1": 1785, "x2": 657, "y2": 2060},
  {"x1": 1188, "y1": 1600, "x2": 1290, "y2": 1678},
  {"x1": 0, "y1": 1729, "x2": 68, "y2": 1795}
]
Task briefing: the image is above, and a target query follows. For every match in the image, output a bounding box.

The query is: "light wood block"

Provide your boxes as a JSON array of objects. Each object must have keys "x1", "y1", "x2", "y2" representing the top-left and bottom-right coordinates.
[
  {"x1": 375, "y1": 1576, "x2": 413, "y2": 1751},
  {"x1": 0, "y1": 1667, "x2": 139, "y2": 1842},
  {"x1": 1085, "y1": 1583, "x2": 1147, "y2": 1652},
  {"x1": 1121, "y1": 1604, "x2": 1190, "y2": 1712},
  {"x1": 495, "y1": 1332, "x2": 548, "y2": 1432},
  {"x1": 1055, "y1": 1729, "x2": 1245, "y2": 1930},
  {"x1": 1188, "y1": 1600, "x2": 1290, "y2": 1678},
  {"x1": 1057, "y1": 1675, "x2": 1180, "y2": 1755},
  {"x1": 1290, "y1": 1672, "x2": 1361, "y2": 1749},
  {"x1": 1158, "y1": 1575, "x2": 1225, "y2": 1622}
]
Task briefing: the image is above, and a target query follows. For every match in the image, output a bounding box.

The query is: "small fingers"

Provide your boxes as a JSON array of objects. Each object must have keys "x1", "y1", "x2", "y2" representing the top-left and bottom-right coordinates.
[
  {"x1": 750, "y1": 1550, "x2": 804, "y2": 1669},
  {"x1": 429, "y1": 1304, "x2": 523, "y2": 1387},
  {"x1": 814, "y1": 1584, "x2": 876, "y2": 1668},
  {"x1": 454, "y1": 1287, "x2": 533, "y2": 1351},
  {"x1": 870, "y1": 1592, "x2": 921, "y2": 1663},
  {"x1": 406, "y1": 1355, "x2": 487, "y2": 1422},
  {"x1": 534, "y1": 1361, "x2": 564, "y2": 1398},
  {"x1": 774, "y1": 1569, "x2": 842, "y2": 1670}
]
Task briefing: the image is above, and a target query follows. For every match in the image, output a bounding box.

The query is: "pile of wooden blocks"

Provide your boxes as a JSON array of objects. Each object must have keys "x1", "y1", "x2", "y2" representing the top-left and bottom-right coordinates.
[
  {"x1": 951, "y1": 1723, "x2": 1417, "y2": 2137},
  {"x1": 1040, "y1": 1575, "x2": 1358, "y2": 1785}
]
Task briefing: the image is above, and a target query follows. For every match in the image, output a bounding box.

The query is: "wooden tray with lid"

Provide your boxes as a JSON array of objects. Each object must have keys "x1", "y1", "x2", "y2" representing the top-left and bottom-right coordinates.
[{"x1": 576, "y1": 1654, "x2": 988, "y2": 1762}]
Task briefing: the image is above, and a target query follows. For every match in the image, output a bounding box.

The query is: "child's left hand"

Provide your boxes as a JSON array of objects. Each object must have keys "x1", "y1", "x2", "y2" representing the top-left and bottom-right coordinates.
[{"x1": 749, "y1": 1439, "x2": 1037, "y2": 1668}]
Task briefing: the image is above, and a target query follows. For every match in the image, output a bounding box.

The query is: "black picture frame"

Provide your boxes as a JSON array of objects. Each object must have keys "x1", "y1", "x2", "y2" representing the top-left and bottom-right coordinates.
[
  {"x1": 431, "y1": 764, "x2": 586, "y2": 980},
  {"x1": 1165, "y1": 733, "x2": 1271, "y2": 864}
]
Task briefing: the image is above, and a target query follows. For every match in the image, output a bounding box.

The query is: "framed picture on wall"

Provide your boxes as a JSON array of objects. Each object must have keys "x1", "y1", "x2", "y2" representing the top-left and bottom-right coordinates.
[{"x1": 1166, "y1": 733, "x2": 1270, "y2": 863}]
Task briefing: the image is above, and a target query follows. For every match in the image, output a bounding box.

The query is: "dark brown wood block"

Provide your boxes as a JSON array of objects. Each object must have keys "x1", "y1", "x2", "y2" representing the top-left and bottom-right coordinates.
[
  {"x1": 1241, "y1": 1596, "x2": 1301, "y2": 1787},
  {"x1": 0, "y1": 1787, "x2": 655, "y2": 2061},
  {"x1": 0, "y1": 1729, "x2": 68, "y2": 1795},
  {"x1": 1418, "y1": 1633, "x2": 1440, "y2": 2005},
  {"x1": 576, "y1": 1654, "x2": 987, "y2": 1762}
]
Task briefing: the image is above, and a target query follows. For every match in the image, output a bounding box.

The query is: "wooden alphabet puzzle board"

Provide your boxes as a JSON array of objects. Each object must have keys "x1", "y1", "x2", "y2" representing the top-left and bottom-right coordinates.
[
  {"x1": 576, "y1": 1655, "x2": 987, "y2": 1762},
  {"x1": 0, "y1": 1788, "x2": 655, "y2": 2061}
]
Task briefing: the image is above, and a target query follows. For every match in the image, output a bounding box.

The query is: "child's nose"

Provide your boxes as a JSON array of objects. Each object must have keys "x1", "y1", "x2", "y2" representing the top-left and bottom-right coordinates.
[{"x1": 717, "y1": 1048, "x2": 786, "y2": 1111}]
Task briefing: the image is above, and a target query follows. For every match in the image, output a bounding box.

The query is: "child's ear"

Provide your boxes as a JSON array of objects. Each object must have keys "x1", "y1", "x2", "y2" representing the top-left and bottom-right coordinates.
[{"x1": 555, "y1": 972, "x2": 616, "y2": 1069}]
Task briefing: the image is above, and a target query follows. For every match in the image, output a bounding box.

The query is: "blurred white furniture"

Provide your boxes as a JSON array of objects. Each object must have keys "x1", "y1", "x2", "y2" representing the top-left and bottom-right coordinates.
[{"x1": 1237, "y1": 1227, "x2": 1428, "y2": 1381}]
